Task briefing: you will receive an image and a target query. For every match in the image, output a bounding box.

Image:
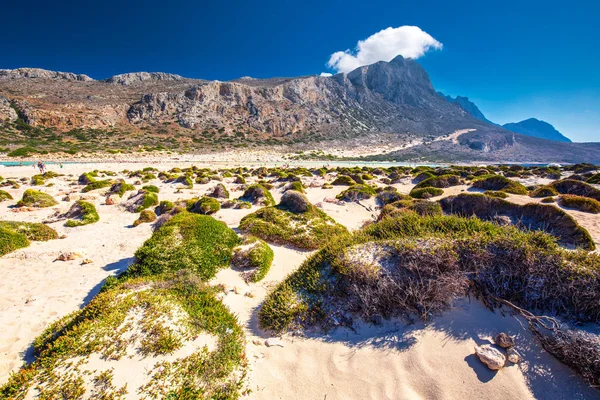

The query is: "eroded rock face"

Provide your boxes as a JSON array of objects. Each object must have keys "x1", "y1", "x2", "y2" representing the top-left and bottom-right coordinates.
[
  {"x1": 0, "y1": 95, "x2": 17, "y2": 122},
  {"x1": 475, "y1": 345, "x2": 506, "y2": 370},
  {"x1": 106, "y1": 72, "x2": 185, "y2": 85}
]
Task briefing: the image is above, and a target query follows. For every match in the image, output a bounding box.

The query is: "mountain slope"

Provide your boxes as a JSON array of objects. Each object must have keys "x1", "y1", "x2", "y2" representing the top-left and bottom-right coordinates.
[{"x1": 502, "y1": 118, "x2": 571, "y2": 142}]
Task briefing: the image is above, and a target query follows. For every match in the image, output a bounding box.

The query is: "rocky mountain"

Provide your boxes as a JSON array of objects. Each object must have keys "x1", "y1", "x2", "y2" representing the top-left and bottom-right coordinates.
[
  {"x1": 0, "y1": 59, "x2": 596, "y2": 162},
  {"x1": 0, "y1": 68, "x2": 93, "y2": 82},
  {"x1": 438, "y1": 93, "x2": 493, "y2": 124},
  {"x1": 439, "y1": 93, "x2": 573, "y2": 143},
  {"x1": 502, "y1": 118, "x2": 571, "y2": 143}
]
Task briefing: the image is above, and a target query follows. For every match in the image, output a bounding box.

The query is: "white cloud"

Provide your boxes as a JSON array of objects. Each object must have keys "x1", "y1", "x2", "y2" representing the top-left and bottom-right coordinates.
[
  {"x1": 320, "y1": 72, "x2": 333, "y2": 77},
  {"x1": 327, "y1": 26, "x2": 442, "y2": 73}
]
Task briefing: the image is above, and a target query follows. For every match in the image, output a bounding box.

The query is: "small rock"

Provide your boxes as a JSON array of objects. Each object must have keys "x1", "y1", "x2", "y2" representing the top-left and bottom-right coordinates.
[
  {"x1": 62, "y1": 195, "x2": 71, "y2": 202},
  {"x1": 252, "y1": 339, "x2": 263, "y2": 346},
  {"x1": 81, "y1": 258, "x2": 93, "y2": 265},
  {"x1": 265, "y1": 338, "x2": 284, "y2": 348},
  {"x1": 233, "y1": 286, "x2": 242, "y2": 294},
  {"x1": 55, "y1": 251, "x2": 84, "y2": 261},
  {"x1": 59, "y1": 235, "x2": 67, "y2": 239},
  {"x1": 507, "y1": 347, "x2": 522, "y2": 364},
  {"x1": 495, "y1": 332, "x2": 515, "y2": 348},
  {"x1": 475, "y1": 344, "x2": 506, "y2": 370},
  {"x1": 244, "y1": 291, "x2": 255, "y2": 298},
  {"x1": 105, "y1": 196, "x2": 116, "y2": 205}
]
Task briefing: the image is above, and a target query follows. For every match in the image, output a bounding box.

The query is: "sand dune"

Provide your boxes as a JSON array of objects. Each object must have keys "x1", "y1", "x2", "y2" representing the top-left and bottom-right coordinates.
[{"x1": 0, "y1": 163, "x2": 598, "y2": 399}]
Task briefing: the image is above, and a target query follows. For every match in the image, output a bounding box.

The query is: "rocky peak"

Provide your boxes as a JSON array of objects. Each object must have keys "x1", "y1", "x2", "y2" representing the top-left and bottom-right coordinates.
[
  {"x1": 0, "y1": 68, "x2": 94, "y2": 82},
  {"x1": 440, "y1": 93, "x2": 493, "y2": 124},
  {"x1": 105, "y1": 72, "x2": 185, "y2": 85}
]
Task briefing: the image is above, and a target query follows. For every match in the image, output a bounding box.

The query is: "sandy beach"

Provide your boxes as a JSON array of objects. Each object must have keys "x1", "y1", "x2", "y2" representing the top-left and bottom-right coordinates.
[{"x1": 0, "y1": 162, "x2": 598, "y2": 399}]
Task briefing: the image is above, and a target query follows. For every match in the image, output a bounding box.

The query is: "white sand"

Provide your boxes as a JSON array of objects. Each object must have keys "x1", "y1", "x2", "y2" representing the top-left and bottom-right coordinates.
[{"x1": 0, "y1": 163, "x2": 598, "y2": 399}]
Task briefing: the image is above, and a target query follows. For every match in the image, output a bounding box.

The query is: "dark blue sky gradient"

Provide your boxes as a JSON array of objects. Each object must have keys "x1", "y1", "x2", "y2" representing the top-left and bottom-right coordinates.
[{"x1": 1, "y1": 0, "x2": 598, "y2": 141}]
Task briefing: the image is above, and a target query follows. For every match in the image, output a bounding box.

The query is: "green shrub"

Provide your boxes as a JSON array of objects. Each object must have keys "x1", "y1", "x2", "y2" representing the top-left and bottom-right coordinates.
[
  {"x1": 440, "y1": 193, "x2": 595, "y2": 250},
  {"x1": 286, "y1": 181, "x2": 305, "y2": 194},
  {"x1": 472, "y1": 175, "x2": 528, "y2": 195},
  {"x1": 133, "y1": 210, "x2": 157, "y2": 226},
  {"x1": 0, "y1": 226, "x2": 30, "y2": 256},
  {"x1": 65, "y1": 201, "x2": 100, "y2": 227},
  {"x1": 128, "y1": 213, "x2": 240, "y2": 280},
  {"x1": 484, "y1": 190, "x2": 509, "y2": 199},
  {"x1": 410, "y1": 187, "x2": 443, "y2": 199},
  {"x1": 141, "y1": 185, "x2": 159, "y2": 193},
  {"x1": 550, "y1": 180, "x2": 600, "y2": 201},
  {"x1": 0, "y1": 221, "x2": 58, "y2": 256},
  {"x1": 234, "y1": 174, "x2": 246, "y2": 184},
  {"x1": 331, "y1": 175, "x2": 356, "y2": 186},
  {"x1": 586, "y1": 173, "x2": 600, "y2": 184},
  {"x1": 155, "y1": 200, "x2": 175, "y2": 215},
  {"x1": 109, "y1": 181, "x2": 135, "y2": 197},
  {"x1": 135, "y1": 191, "x2": 158, "y2": 212},
  {"x1": 232, "y1": 237, "x2": 274, "y2": 282},
  {"x1": 558, "y1": 195, "x2": 600, "y2": 214},
  {"x1": 541, "y1": 196, "x2": 556, "y2": 203},
  {"x1": 17, "y1": 189, "x2": 57, "y2": 208},
  {"x1": 189, "y1": 196, "x2": 221, "y2": 215},
  {"x1": 239, "y1": 184, "x2": 275, "y2": 206},
  {"x1": 82, "y1": 179, "x2": 113, "y2": 193},
  {"x1": 30, "y1": 175, "x2": 45, "y2": 186},
  {"x1": 7, "y1": 147, "x2": 37, "y2": 157},
  {"x1": 0, "y1": 190, "x2": 13, "y2": 202},
  {"x1": 258, "y1": 212, "x2": 600, "y2": 336},
  {"x1": 336, "y1": 184, "x2": 376, "y2": 201},
  {"x1": 413, "y1": 174, "x2": 461, "y2": 189},
  {"x1": 531, "y1": 185, "x2": 559, "y2": 198},
  {"x1": 239, "y1": 200, "x2": 347, "y2": 250}
]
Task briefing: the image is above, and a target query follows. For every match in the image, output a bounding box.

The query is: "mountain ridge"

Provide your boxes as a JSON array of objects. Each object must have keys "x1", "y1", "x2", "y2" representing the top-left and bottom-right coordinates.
[
  {"x1": 502, "y1": 118, "x2": 572, "y2": 143},
  {"x1": 0, "y1": 58, "x2": 596, "y2": 162}
]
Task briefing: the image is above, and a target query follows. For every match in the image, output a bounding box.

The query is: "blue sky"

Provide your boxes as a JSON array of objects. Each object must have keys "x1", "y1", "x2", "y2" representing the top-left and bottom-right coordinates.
[{"x1": 1, "y1": 0, "x2": 598, "y2": 142}]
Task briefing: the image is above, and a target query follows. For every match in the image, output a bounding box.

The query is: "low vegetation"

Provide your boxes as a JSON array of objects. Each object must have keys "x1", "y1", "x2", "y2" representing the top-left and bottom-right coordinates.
[
  {"x1": 336, "y1": 184, "x2": 376, "y2": 202},
  {"x1": 239, "y1": 194, "x2": 347, "y2": 250},
  {"x1": 0, "y1": 190, "x2": 13, "y2": 202},
  {"x1": 439, "y1": 193, "x2": 595, "y2": 250},
  {"x1": 410, "y1": 187, "x2": 443, "y2": 199},
  {"x1": 16, "y1": 189, "x2": 57, "y2": 208},
  {"x1": 133, "y1": 210, "x2": 157, "y2": 226},
  {"x1": 0, "y1": 221, "x2": 58, "y2": 256},
  {"x1": 472, "y1": 175, "x2": 528, "y2": 195},
  {"x1": 1, "y1": 272, "x2": 247, "y2": 399},
  {"x1": 127, "y1": 212, "x2": 240, "y2": 280},
  {"x1": 558, "y1": 195, "x2": 600, "y2": 214},
  {"x1": 232, "y1": 237, "x2": 274, "y2": 282},
  {"x1": 65, "y1": 200, "x2": 100, "y2": 227}
]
